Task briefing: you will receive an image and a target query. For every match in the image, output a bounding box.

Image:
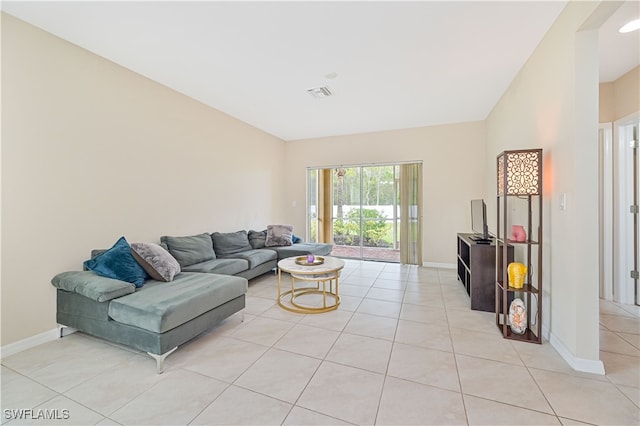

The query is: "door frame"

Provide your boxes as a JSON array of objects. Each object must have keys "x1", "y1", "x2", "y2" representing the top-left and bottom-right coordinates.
[
  {"x1": 599, "y1": 122, "x2": 614, "y2": 300},
  {"x1": 611, "y1": 113, "x2": 639, "y2": 305}
]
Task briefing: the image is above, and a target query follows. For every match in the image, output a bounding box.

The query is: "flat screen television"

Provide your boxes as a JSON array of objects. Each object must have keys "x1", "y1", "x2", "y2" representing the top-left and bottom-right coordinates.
[{"x1": 470, "y1": 199, "x2": 492, "y2": 243}]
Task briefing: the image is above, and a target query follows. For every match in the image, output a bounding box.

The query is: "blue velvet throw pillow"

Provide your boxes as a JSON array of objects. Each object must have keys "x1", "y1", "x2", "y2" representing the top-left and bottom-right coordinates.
[{"x1": 84, "y1": 236, "x2": 148, "y2": 288}]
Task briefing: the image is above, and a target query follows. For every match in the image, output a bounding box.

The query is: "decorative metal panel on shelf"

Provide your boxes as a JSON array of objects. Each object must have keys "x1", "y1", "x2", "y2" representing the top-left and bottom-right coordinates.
[{"x1": 497, "y1": 149, "x2": 542, "y2": 196}]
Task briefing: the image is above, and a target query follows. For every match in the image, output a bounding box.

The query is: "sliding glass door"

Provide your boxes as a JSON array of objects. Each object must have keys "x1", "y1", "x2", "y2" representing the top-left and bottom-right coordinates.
[
  {"x1": 332, "y1": 166, "x2": 397, "y2": 261},
  {"x1": 307, "y1": 162, "x2": 422, "y2": 264}
]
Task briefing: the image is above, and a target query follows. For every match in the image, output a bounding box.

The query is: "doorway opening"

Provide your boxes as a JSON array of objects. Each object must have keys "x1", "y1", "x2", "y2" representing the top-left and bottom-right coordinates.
[{"x1": 600, "y1": 114, "x2": 640, "y2": 306}]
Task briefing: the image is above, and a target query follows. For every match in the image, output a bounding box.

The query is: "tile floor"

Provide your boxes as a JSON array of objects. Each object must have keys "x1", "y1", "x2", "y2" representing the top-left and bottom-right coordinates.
[{"x1": 1, "y1": 260, "x2": 639, "y2": 425}]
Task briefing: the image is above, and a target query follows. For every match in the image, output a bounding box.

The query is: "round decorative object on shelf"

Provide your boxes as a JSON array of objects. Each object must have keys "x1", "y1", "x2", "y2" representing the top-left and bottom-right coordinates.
[
  {"x1": 508, "y1": 262, "x2": 527, "y2": 289},
  {"x1": 509, "y1": 298, "x2": 527, "y2": 334}
]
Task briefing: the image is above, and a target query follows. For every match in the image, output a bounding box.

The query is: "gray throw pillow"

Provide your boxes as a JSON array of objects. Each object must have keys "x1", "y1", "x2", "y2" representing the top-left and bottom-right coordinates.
[
  {"x1": 248, "y1": 230, "x2": 267, "y2": 249},
  {"x1": 130, "y1": 242, "x2": 181, "y2": 282},
  {"x1": 265, "y1": 224, "x2": 294, "y2": 247},
  {"x1": 160, "y1": 233, "x2": 216, "y2": 267},
  {"x1": 212, "y1": 231, "x2": 252, "y2": 256}
]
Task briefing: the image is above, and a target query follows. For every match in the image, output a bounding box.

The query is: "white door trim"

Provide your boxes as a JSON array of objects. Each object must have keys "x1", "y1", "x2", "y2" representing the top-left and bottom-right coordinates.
[
  {"x1": 613, "y1": 113, "x2": 639, "y2": 304},
  {"x1": 599, "y1": 122, "x2": 614, "y2": 300}
]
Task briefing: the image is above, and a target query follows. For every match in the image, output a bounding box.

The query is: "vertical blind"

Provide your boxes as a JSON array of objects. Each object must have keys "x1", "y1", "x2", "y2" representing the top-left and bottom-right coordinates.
[{"x1": 399, "y1": 163, "x2": 423, "y2": 265}]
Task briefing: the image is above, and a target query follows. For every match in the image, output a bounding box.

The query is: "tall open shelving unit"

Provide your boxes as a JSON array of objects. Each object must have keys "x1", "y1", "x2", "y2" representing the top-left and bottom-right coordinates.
[{"x1": 495, "y1": 149, "x2": 543, "y2": 343}]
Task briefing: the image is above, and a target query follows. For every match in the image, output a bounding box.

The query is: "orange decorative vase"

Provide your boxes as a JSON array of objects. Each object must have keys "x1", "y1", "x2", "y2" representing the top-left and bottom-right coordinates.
[{"x1": 507, "y1": 262, "x2": 527, "y2": 289}]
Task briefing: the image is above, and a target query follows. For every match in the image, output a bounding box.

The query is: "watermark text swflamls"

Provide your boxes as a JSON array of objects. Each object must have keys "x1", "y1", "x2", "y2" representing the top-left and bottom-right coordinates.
[{"x1": 4, "y1": 408, "x2": 70, "y2": 421}]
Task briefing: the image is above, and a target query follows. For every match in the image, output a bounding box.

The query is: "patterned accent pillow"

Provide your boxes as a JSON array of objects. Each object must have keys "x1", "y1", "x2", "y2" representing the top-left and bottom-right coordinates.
[
  {"x1": 83, "y1": 236, "x2": 148, "y2": 287},
  {"x1": 130, "y1": 242, "x2": 181, "y2": 282},
  {"x1": 265, "y1": 224, "x2": 294, "y2": 247}
]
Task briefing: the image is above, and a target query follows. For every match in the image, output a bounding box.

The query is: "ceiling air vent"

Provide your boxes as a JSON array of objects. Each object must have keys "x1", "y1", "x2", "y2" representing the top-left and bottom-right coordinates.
[{"x1": 307, "y1": 86, "x2": 333, "y2": 99}]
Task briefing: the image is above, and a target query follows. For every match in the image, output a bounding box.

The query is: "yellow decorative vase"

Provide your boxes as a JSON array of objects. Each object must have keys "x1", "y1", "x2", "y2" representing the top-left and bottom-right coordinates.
[{"x1": 508, "y1": 262, "x2": 527, "y2": 289}]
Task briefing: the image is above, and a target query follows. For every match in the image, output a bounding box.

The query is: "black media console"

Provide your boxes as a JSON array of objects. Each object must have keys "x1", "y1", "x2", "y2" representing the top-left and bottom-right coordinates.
[{"x1": 456, "y1": 233, "x2": 513, "y2": 312}]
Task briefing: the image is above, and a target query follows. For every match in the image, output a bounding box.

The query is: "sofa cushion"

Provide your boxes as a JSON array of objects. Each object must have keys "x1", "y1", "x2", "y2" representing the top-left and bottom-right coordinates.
[
  {"x1": 130, "y1": 242, "x2": 181, "y2": 282},
  {"x1": 269, "y1": 242, "x2": 333, "y2": 260},
  {"x1": 248, "y1": 230, "x2": 267, "y2": 249},
  {"x1": 160, "y1": 233, "x2": 216, "y2": 267},
  {"x1": 108, "y1": 272, "x2": 248, "y2": 333},
  {"x1": 250, "y1": 229, "x2": 301, "y2": 247},
  {"x1": 212, "y1": 230, "x2": 253, "y2": 256},
  {"x1": 223, "y1": 249, "x2": 277, "y2": 269},
  {"x1": 83, "y1": 236, "x2": 148, "y2": 288},
  {"x1": 265, "y1": 224, "x2": 293, "y2": 247},
  {"x1": 52, "y1": 271, "x2": 136, "y2": 302},
  {"x1": 181, "y1": 258, "x2": 249, "y2": 276}
]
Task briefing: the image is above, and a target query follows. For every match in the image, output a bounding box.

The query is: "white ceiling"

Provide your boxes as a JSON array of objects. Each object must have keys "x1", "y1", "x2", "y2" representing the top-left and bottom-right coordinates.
[
  {"x1": 2, "y1": 1, "x2": 638, "y2": 141},
  {"x1": 599, "y1": 0, "x2": 640, "y2": 83}
]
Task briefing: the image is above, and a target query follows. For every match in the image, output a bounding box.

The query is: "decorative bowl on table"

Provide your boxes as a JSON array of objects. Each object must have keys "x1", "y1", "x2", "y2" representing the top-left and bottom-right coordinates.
[{"x1": 295, "y1": 255, "x2": 324, "y2": 266}]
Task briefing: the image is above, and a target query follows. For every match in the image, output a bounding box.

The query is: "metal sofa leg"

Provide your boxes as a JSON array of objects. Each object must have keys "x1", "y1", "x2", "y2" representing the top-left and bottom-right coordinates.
[
  {"x1": 147, "y1": 346, "x2": 178, "y2": 374},
  {"x1": 58, "y1": 325, "x2": 76, "y2": 338}
]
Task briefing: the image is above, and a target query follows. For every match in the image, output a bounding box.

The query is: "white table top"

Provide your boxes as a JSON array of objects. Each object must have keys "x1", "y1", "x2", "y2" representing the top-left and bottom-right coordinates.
[{"x1": 278, "y1": 256, "x2": 345, "y2": 275}]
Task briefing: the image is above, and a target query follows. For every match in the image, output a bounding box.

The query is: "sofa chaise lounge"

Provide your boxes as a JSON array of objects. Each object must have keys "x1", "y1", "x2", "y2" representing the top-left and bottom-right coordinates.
[{"x1": 52, "y1": 229, "x2": 332, "y2": 373}]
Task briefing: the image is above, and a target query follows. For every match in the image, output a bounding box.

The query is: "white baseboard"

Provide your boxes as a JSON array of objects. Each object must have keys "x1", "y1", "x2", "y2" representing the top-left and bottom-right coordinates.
[
  {"x1": 542, "y1": 323, "x2": 551, "y2": 342},
  {"x1": 0, "y1": 327, "x2": 76, "y2": 359},
  {"x1": 549, "y1": 331, "x2": 605, "y2": 375},
  {"x1": 422, "y1": 262, "x2": 456, "y2": 269}
]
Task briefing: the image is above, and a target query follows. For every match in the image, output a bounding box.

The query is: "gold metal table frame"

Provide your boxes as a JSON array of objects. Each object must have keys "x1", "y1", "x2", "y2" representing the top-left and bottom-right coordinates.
[{"x1": 277, "y1": 256, "x2": 345, "y2": 314}]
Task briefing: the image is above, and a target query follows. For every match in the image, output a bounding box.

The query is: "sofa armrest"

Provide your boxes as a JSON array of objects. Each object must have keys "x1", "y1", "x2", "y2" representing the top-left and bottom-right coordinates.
[{"x1": 52, "y1": 271, "x2": 135, "y2": 302}]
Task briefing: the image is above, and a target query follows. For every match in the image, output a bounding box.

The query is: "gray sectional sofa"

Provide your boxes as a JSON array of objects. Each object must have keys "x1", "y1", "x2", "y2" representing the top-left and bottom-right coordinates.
[{"x1": 51, "y1": 229, "x2": 332, "y2": 373}]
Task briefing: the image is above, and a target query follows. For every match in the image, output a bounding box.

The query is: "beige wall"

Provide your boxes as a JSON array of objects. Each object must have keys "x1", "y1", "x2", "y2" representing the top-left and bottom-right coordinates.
[
  {"x1": 599, "y1": 82, "x2": 615, "y2": 123},
  {"x1": 486, "y1": 1, "x2": 615, "y2": 371},
  {"x1": 612, "y1": 66, "x2": 640, "y2": 120},
  {"x1": 599, "y1": 65, "x2": 640, "y2": 122},
  {"x1": 284, "y1": 121, "x2": 486, "y2": 265},
  {"x1": 1, "y1": 14, "x2": 286, "y2": 346}
]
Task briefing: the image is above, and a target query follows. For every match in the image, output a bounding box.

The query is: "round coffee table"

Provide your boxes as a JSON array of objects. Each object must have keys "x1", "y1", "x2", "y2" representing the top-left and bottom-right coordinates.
[{"x1": 277, "y1": 256, "x2": 345, "y2": 314}]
